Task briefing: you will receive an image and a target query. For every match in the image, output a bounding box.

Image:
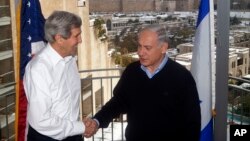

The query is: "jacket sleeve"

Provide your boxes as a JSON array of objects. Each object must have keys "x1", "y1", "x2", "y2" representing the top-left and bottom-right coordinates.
[
  {"x1": 93, "y1": 68, "x2": 129, "y2": 128},
  {"x1": 183, "y1": 71, "x2": 201, "y2": 141}
]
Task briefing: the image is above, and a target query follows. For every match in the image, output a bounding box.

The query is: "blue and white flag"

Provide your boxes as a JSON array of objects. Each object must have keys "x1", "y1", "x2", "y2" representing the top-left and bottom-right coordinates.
[{"x1": 191, "y1": 0, "x2": 215, "y2": 141}]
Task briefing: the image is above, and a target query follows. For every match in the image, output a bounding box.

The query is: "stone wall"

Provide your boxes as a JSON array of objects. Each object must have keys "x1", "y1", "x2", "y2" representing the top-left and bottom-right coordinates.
[
  {"x1": 89, "y1": 0, "x2": 122, "y2": 12},
  {"x1": 89, "y1": 0, "x2": 196, "y2": 13},
  {"x1": 122, "y1": 0, "x2": 155, "y2": 12}
]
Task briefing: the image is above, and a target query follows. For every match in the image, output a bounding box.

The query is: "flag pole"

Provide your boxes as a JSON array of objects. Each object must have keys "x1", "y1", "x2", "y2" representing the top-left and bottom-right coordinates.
[
  {"x1": 209, "y1": 0, "x2": 215, "y2": 112},
  {"x1": 214, "y1": 0, "x2": 230, "y2": 140},
  {"x1": 14, "y1": 0, "x2": 22, "y2": 140}
]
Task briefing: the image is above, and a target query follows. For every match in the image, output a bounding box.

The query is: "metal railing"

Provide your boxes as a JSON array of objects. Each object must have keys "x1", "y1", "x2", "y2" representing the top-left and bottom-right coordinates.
[
  {"x1": 228, "y1": 76, "x2": 250, "y2": 125},
  {"x1": 0, "y1": 69, "x2": 249, "y2": 141},
  {"x1": 79, "y1": 67, "x2": 126, "y2": 141},
  {"x1": 0, "y1": 82, "x2": 16, "y2": 141},
  {"x1": 79, "y1": 69, "x2": 250, "y2": 141}
]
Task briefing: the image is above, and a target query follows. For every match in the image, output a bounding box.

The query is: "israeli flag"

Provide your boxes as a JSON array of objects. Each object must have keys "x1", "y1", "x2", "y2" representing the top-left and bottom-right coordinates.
[{"x1": 191, "y1": 0, "x2": 215, "y2": 141}]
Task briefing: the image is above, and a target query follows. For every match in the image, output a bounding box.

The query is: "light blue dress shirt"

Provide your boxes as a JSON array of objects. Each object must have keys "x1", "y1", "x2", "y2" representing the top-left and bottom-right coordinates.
[{"x1": 141, "y1": 54, "x2": 168, "y2": 79}]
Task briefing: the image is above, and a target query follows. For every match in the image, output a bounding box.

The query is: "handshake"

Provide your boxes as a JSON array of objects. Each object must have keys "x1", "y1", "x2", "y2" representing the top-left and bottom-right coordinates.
[{"x1": 83, "y1": 118, "x2": 99, "y2": 138}]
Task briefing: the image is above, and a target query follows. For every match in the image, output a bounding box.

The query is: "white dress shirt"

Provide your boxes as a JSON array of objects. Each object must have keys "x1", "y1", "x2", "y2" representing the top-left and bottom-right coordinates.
[{"x1": 23, "y1": 44, "x2": 84, "y2": 140}]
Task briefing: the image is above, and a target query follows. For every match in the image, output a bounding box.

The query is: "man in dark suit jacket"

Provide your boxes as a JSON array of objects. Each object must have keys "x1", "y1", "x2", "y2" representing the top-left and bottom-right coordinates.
[{"x1": 92, "y1": 24, "x2": 201, "y2": 141}]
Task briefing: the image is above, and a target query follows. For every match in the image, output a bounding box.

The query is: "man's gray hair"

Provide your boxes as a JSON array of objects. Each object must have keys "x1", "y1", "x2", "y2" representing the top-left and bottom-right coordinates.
[
  {"x1": 44, "y1": 11, "x2": 82, "y2": 43},
  {"x1": 138, "y1": 24, "x2": 170, "y2": 45}
]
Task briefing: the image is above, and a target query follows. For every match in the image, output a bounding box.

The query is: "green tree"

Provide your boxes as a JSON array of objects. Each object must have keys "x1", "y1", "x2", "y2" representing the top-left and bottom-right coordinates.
[
  {"x1": 230, "y1": 16, "x2": 241, "y2": 25},
  {"x1": 94, "y1": 18, "x2": 107, "y2": 40},
  {"x1": 176, "y1": 27, "x2": 194, "y2": 38},
  {"x1": 120, "y1": 33, "x2": 137, "y2": 53},
  {"x1": 113, "y1": 35, "x2": 120, "y2": 47}
]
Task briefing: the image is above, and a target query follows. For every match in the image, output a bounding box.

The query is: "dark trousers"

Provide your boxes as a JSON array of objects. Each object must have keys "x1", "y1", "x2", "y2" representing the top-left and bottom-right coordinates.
[{"x1": 27, "y1": 125, "x2": 84, "y2": 141}]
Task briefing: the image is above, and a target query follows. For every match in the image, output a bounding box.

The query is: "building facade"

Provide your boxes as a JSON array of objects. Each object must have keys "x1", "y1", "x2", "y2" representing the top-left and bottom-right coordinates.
[
  {"x1": 175, "y1": 43, "x2": 250, "y2": 77},
  {"x1": 89, "y1": 0, "x2": 196, "y2": 13}
]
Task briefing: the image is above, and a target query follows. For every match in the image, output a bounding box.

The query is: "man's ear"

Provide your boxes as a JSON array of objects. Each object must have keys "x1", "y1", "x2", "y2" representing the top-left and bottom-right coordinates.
[
  {"x1": 55, "y1": 34, "x2": 63, "y2": 44},
  {"x1": 161, "y1": 42, "x2": 168, "y2": 53}
]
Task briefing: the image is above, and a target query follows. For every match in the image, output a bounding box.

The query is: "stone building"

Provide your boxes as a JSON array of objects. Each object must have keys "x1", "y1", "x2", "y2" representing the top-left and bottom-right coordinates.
[
  {"x1": 175, "y1": 43, "x2": 250, "y2": 77},
  {"x1": 89, "y1": 0, "x2": 196, "y2": 13}
]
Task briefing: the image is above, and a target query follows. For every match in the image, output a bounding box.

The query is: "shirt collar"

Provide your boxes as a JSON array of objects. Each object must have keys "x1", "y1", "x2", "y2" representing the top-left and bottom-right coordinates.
[
  {"x1": 46, "y1": 43, "x2": 73, "y2": 66},
  {"x1": 141, "y1": 54, "x2": 168, "y2": 79}
]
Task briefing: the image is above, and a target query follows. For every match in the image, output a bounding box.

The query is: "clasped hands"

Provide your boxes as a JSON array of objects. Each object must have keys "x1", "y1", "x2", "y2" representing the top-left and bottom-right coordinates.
[{"x1": 83, "y1": 118, "x2": 99, "y2": 138}]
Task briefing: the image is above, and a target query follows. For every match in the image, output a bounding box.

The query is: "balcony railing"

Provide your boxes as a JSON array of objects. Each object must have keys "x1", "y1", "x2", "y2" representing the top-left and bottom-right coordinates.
[
  {"x1": 79, "y1": 68, "x2": 126, "y2": 141},
  {"x1": 0, "y1": 68, "x2": 249, "y2": 140},
  {"x1": 228, "y1": 76, "x2": 250, "y2": 125},
  {"x1": 0, "y1": 82, "x2": 15, "y2": 141},
  {"x1": 79, "y1": 68, "x2": 250, "y2": 141}
]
